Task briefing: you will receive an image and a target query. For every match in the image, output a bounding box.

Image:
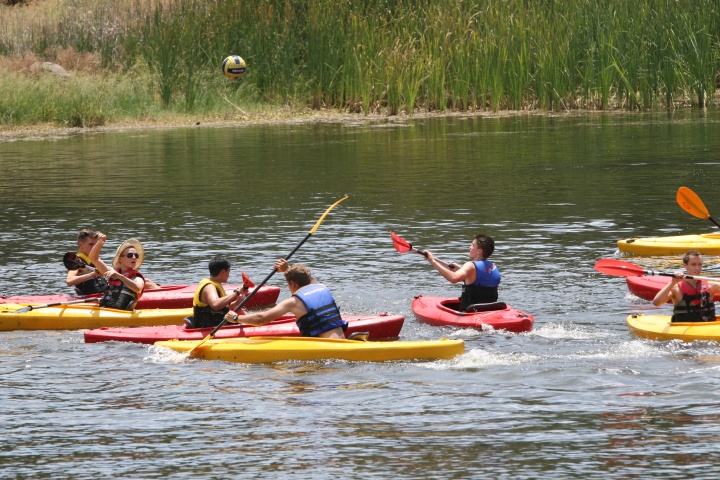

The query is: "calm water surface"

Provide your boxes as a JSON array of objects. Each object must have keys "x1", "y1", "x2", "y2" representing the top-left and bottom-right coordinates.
[{"x1": 2, "y1": 111, "x2": 720, "y2": 478}]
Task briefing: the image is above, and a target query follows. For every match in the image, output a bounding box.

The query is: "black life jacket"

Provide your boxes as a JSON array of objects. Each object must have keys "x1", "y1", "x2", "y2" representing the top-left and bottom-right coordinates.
[
  {"x1": 99, "y1": 269, "x2": 144, "y2": 311},
  {"x1": 672, "y1": 280, "x2": 716, "y2": 322},
  {"x1": 73, "y1": 253, "x2": 108, "y2": 295}
]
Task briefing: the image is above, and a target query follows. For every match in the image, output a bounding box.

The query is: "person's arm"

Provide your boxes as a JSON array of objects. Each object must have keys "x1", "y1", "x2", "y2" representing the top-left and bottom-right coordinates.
[
  {"x1": 88, "y1": 233, "x2": 111, "y2": 275},
  {"x1": 202, "y1": 284, "x2": 245, "y2": 311},
  {"x1": 652, "y1": 274, "x2": 682, "y2": 306},
  {"x1": 426, "y1": 250, "x2": 473, "y2": 284},
  {"x1": 707, "y1": 281, "x2": 720, "y2": 299},
  {"x1": 225, "y1": 297, "x2": 298, "y2": 326},
  {"x1": 66, "y1": 267, "x2": 99, "y2": 287},
  {"x1": 104, "y1": 270, "x2": 144, "y2": 293}
]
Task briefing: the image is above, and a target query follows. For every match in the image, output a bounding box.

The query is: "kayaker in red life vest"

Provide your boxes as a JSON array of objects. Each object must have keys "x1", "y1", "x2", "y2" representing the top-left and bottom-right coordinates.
[
  {"x1": 187, "y1": 256, "x2": 248, "y2": 329},
  {"x1": 65, "y1": 228, "x2": 108, "y2": 295},
  {"x1": 225, "y1": 259, "x2": 348, "y2": 338},
  {"x1": 424, "y1": 234, "x2": 501, "y2": 311},
  {"x1": 652, "y1": 249, "x2": 720, "y2": 322},
  {"x1": 88, "y1": 234, "x2": 146, "y2": 311}
]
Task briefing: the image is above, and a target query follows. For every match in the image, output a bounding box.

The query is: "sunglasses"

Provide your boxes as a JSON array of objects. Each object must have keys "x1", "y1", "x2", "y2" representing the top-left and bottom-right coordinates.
[{"x1": 125, "y1": 253, "x2": 140, "y2": 259}]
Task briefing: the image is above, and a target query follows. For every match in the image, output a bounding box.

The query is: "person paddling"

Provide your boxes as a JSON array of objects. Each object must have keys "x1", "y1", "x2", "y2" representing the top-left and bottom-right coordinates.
[
  {"x1": 225, "y1": 259, "x2": 347, "y2": 338},
  {"x1": 652, "y1": 249, "x2": 720, "y2": 322},
  {"x1": 65, "y1": 229, "x2": 108, "y2": 295},
  {"x1": 424, "y1": 234, "x2": 501, "y2": 311},
  {"x1": 187, "y1": 256, "x2": 248, "y2": 329},
  {"x1": 88, "y1": 234, "x2": 146, "y2": 311}
]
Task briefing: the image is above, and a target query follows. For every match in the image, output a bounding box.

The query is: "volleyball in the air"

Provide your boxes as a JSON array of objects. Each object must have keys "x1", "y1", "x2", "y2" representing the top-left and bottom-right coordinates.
[{"x1": 222, "y1": 55, "x2": 246, "y2": 79}]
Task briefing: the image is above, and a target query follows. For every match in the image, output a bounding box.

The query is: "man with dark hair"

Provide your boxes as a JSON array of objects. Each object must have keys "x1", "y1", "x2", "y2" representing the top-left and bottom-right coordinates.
[
  {"x1": 65, "y1": 229, "x2": 108, "y2": 295},
  {"x1": 424, "y1": 233, "x2": 501, "y2": 311},
  {"x1": 189, "y1": 256, "x2": 247, "y2": 328},
  {"x1": 225, "y1": 259, "x2": 347, "y2": 338}
]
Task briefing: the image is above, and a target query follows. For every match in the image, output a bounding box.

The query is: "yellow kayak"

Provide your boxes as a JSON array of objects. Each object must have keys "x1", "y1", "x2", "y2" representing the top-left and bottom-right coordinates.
[
  {"x1": 627, "y1": 313, "x2": 720, "y2": 342},
  {"x1": 0, "y1": 303, "x2": 192, "y2": 331},
  {"x1": 155, "y1": 336, "x2": 465, "y2": 363},
  {"x1": 617, "y1": 232, "x2": 720, "y2": 256}
]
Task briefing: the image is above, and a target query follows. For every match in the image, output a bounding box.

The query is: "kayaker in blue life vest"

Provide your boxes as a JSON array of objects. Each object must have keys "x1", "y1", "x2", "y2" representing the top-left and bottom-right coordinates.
[
  {"x1": 187, "y1": 256, "x2": 248, "y2": 329},
  {"x1": 225, "y1": 259, "x2": 348, "y2": 338},
  {"x1": 424, "y1": 233, "x2": 501, "y2": 311},
  {"x1": 88, "y1": 234, "x2": 147, "y2": 311},
  {"x1": 65, "y1": 228, "x2": 108, "y2": 295},
  {"x1": 652, "y1": 249, "x2": 720, "y2": 322}
]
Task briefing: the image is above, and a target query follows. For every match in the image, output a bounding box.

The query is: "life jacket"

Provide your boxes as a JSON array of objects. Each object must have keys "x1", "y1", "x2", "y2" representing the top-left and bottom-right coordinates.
[
  {"x1": 460, "y1": 260, "x2": 501, "y2": 311},
  {"x1": 73, "y1": 252, "x2": 108, "y2": 295},
  {"x1": 672, "y1": 280, "x2": 716, "y2": 323},
  {"x1": 293, "y1": 284, "x2": 347, "y2": 337},
  {"x1": 99, "y1": 269, "x2": 144, "y2": 311},
  {"x1": 188, "y1": 279, "x2": 228, "y2": 329}
]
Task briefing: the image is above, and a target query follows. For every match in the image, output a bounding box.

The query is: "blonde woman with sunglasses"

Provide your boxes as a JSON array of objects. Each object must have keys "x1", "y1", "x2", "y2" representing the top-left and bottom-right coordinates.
[{"x1": 88, "y1": 234, "x2": 146, "y2": 311}]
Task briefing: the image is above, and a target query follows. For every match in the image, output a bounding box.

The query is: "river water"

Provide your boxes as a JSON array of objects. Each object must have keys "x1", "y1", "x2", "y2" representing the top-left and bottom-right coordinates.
[{"x1": 2, "y1": 111, "x2": 720, "y2": 479}]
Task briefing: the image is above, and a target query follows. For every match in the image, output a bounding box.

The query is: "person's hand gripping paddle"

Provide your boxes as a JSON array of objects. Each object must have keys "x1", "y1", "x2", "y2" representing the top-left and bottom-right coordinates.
[{"x1": 390, "y1": 231, "x2": 454, "y2": 269}]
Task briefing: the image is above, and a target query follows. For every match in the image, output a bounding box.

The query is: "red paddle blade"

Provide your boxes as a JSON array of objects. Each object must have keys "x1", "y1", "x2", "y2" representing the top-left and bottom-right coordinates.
[
  {"x1": 677, "y1": 186, "x2": 711, "y2": 219},
  {"x1": 390, "y1": 231, "x2": 412, "y2": 254},
  {"x1": 241, "y1": 271, "x2": 255, "y2": 288},
  {"x1": 594, "y1": 259, "x2": 646, "y2": 277}
]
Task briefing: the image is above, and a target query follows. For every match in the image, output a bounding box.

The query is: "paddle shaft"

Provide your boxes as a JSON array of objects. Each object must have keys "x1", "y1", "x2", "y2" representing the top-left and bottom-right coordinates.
[
  {"x1": 15, "y1": 297, "x2": 99, "y2": 313},
  {"x1": 595, "y1": 259, "x2": 720, "y2": 282},
  {"x1": 649, "y1": 271, "x2": 719, "y2": 282},
  {"x1": 411, "y1": 247, "x2": 451, "y2": 269},
  {"x1": 199, "y1": 196, "x2": 349, "y2": 344},
  {"x1": 206, "y1": 232, "x2": 311, "y2": 337}
]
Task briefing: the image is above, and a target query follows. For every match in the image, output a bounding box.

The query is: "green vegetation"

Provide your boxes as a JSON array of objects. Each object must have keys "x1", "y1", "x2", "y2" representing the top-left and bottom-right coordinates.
[{"x1": 1, "y1": 0, "x2": 719, "y2": 128}]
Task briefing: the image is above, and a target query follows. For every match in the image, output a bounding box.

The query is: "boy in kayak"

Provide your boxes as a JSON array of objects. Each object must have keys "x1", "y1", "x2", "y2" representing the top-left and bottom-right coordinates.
[
  {"x1": 188, "y1": 256, "x2": 248, "y2": 329},
  {"x1": 424, "y1": 234, "x2": 501, "y2": 311},
  {"x1": 88, "y1": 234, "x2": 147, "y2": 310},
  {"x1": 225, "y1": 259, "x2": 348, "y2": 338},
  {"x1": 65, "y1": 229, "x2": 108, "y2": 295},
  {"x1": 652, "y1": 249, "x2": 720, "y2": 322}
]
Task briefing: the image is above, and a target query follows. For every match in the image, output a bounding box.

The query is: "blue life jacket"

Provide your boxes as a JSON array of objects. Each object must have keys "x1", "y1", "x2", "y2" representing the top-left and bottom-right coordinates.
[
  {"x1": 293, "y1": 284, "x2": 347, "y2": 337},
  {"x1": 460, "y1": 260, "x2": 501, "y2": 311}
]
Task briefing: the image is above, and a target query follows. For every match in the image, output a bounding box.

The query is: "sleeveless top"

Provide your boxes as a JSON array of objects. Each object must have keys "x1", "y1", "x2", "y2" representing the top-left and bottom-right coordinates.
[{"x1": 460, "y1": 260, "x2": 501, "y2": 311}]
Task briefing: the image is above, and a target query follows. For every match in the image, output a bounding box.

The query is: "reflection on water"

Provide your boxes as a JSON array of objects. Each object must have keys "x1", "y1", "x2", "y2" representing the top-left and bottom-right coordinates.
[{"x1": 3, "y1": 110, "x2": 720, "y2": 478}]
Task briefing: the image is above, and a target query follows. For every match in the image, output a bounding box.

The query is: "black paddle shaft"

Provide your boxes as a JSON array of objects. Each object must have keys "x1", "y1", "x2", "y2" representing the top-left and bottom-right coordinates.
[{"x1": 207, "y1": 231, "x2": 313, "y2": 337}]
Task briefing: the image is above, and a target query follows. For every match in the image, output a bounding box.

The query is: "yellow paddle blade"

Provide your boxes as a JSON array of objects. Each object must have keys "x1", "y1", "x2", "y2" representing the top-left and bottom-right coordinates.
[
  {"x1": 310, "y1": 195, "x2": 348, "y2": 234},
  {"x1": 187, "y1": 333, "x2": 213, "y2": 356},
  {"x1": 677, "y1": 186, "x2": 710, "y2": 219}
]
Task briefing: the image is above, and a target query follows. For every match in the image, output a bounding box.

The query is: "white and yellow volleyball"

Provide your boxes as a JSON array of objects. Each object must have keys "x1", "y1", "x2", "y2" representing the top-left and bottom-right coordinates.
[{"x1": 222, "y1": 55, "x2": 246, "y2": 79}]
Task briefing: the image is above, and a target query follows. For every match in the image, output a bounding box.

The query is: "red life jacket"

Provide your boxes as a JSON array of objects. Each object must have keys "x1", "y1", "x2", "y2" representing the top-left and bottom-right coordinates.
[{"x1": 672, "y1": 280, "x2": 716, "y2": 322}]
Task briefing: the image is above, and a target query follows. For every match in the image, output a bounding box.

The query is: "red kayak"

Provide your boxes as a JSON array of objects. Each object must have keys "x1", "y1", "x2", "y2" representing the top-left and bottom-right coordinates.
[
  {"x1": 411, "y1": 295, "x2": 534, "y2": 333},
  {"x1": 0, "y1": 284, "x2": 280, "y2": 310},
  {"x1": 624, "y1": 276, "x2": 720, "y2": 303},
  {"x1": 84, "y1": 313, "x2": 404, "y2": 344}
]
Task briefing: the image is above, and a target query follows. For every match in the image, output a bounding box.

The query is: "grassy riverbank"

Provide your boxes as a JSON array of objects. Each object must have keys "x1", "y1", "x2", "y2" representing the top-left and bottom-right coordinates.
[{"x1": 1, "y1": 0, "x2": 719, "y2": 130}]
